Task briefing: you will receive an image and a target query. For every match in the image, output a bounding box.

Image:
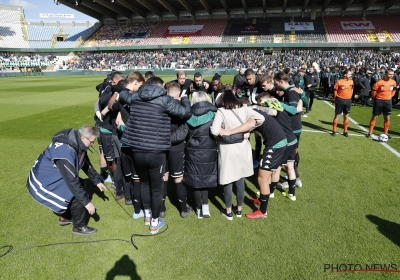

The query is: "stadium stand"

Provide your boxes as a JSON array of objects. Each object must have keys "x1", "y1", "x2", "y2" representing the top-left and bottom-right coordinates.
[
  {"x1": 222, "y1": 17, "x2": 327, "y2": 44},
  {"x1": 144, "y1": 19, "x2": 226, "y2": 46},
  {"x1": 323, "y1": 16, "x2": 369, "y2": 43},
  {"x1": 0, "y1": 5, "x2": 29, "y2": 48},
  {"x1": 366, "y1": 14, "x2": 400, "y2": 42},
  {"x1": 25, "y1": 22, "x2": 99, "y2": 48}
]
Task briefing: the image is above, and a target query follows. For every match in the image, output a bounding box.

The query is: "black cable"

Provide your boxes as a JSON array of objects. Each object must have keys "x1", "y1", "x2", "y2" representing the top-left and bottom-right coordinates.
[
  {"x1": 0, "y1": 224, "x2": 168, "y2": 258},
  {"x1": 1, "y1": 182, "x2": 169, "y2": 258}
]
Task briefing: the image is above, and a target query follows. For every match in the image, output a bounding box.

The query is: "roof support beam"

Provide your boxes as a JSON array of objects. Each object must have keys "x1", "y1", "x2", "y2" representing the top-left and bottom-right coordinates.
[
  {"x1": 386, "y1": 0, "x2": 400, "y2": 9},
  {"x1": 241, "y1": 0, "x2": 248, "y2": 14},
  {"x1": 94, "y1": 0, "x2": 131, "y2": 19},
  {"x1": 80, "y1": 1, "x2": 118, "y2": 20},
  {"x1": 321, "y1": 0, "x2": 332, "y2": 12},
  {"x1": 118, "y1": 0, "x2": 147, "y2": 18},
  {"x1": 283, "y1": 0, "x2": 287, "y2": 13},
  {"x1": 220, "y1": 0, "x2": 230, "y2": 15},
  {"x1": 199, "y1": 0, "x2": 212, "y2": 15},
  {"x1": 363, "y1": 0, "x2": 377, "y2": 10},
  {"x1": 157, "y1": 0, "x2": 179, "y2": 18},
  {"x1": 342, "y1": 0, "x2": 354, "y2": 12},
  {"x1": 58, "y1": 0, "x2": 103, "y2": 20},
  {"x1": 177, "y1": 0, "x2": 195, "y2": 16},
  {"x1": 135, "y1": 0, "x2": 162, "y2": 17},
  {"x1": 302, "y1": 0, "x2": 309, "y2": 12},
  {"x1": 262, "y1": 0, "x2": 266, "y2": 14}
]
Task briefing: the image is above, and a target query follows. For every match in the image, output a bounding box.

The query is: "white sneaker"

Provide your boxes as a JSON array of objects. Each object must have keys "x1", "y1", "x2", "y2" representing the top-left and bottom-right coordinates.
[
  {"x1": 280, "y1": 181, "x2": 289, "y2": 189},
  {"x1": 196, "y1": 208, "x2": 203, "y2": 219},
  {"x1": 202, "y1": 204, "x2": 210, "y2": 218},
  {"x1": 288, "y1": 194, "x2": 297, "y2": 201},
  {"x1": 295, "y1": 178, "x2": 303, "y2": 188},
  {"x1": 270, "y1": 192, "x2": 275, "y2": 198}
]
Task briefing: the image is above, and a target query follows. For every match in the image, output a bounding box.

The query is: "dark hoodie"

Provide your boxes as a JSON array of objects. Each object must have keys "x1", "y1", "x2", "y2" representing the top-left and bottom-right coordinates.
[{"x1": 119, "y1": 84, "x2": 192, "y2": 152}]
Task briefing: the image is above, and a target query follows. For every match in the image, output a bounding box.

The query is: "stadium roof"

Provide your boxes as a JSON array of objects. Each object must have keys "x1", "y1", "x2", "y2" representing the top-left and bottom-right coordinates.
[{"x1": 56, "y1": 0, "x2": 397, "y2": 21}]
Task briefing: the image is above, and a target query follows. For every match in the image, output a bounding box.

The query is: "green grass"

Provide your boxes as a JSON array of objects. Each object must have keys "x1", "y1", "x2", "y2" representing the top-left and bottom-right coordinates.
[{"x1": 0, "y1": 75, "x2": 400, "y2": 279}]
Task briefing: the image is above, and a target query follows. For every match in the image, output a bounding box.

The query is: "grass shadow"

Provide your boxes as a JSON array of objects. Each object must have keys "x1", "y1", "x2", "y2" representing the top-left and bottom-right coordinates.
[
  {"x1": 208, "y1": 186, "x2": 225, "y2": 211},
  {"x1": 302, "y1": 121, "x2": 330, "y2": 133},
  {"x1": 84, "y1": 178, "x2": 110, "y2": 202},
  {"x1": 319, "y1": 120, "x2": 366, "y2": 134},
  {"x1": 105, "y1": 255, "x2": 141, "y2": 280},
  {"x1": 366, "y1": 215, "x2": 400, "y2": 247}
]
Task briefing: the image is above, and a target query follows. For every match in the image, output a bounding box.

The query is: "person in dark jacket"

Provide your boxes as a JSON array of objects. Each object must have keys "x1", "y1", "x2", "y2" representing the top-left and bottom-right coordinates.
[
  {"x1": 208, "y1": 73, "x2": 225, "y2": 106},
  {"x1": 27, "y1": 126, "x2": 107, "y2": 235},
  {"x1": 323, "y1": 67, "x2": 334, "y2": 100},
  {"x1": 304, "y1": 67, "x2": 319, "y2": 114},
  {"x1": 108, "y1": 72, "x2": 145, "y2": 217},
  {"x1": 232, "y1": 68, "x2": 246, "y2": 92},
  {"x1": 184, "y1": 91, "x2": 218, "y2": 219},
  {"x1": 358, "y1": 69, "x2": 371, "y2": 107},
  {"x1": 116, "y1": 77, "x2": 191, "y2": 234},
  {"x1": 293, "y1": 69, "x2": 305, "y2": 90},
  {"x1": 161, "y1": 81, "x2": 191, "y2": 218}
]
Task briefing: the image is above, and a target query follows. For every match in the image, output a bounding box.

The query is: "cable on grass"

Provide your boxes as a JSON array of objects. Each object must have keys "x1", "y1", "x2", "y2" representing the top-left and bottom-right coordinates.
[{"x1": 0, "y1": 181, "x2": 169, "y2": 258}]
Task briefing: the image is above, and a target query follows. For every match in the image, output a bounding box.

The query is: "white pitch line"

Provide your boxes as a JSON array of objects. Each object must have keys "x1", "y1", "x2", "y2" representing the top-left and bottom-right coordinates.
[
  {"x1": 323, "y1": 101, "x2": 400, "y2": 158},
  {"x1": 302, "y1": 129, "x2": 366, "y2": 137}
]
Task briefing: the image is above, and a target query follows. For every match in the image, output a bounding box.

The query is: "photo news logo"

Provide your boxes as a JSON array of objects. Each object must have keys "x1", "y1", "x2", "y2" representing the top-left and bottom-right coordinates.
[{"x1": 324, "y1": 263, "x2": 400, "y2": 273}]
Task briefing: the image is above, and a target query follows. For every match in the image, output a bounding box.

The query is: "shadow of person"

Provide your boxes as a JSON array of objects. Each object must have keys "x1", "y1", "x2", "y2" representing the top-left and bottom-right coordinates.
[
  {"x1": 301, "y1": 121, "x2": 330, "y2": 132},
  {"x1": 366, "y1": 214, "x2": 400, "y2": 247},
  {"x1": 105, "y1": 255, "x2": 141, "y2": 280},
  {"x1": 83, "y1": 178, "x2": 109, "y2": 201}
]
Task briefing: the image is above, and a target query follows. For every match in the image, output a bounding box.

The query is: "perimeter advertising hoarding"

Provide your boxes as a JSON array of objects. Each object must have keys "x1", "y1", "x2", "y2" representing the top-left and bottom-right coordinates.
[
  {"x1": 284, "y1": 22, "x2": 314, "y2": 31},
  {"x1": 340, "y1": 21, "x2": 375, "y2": 30},
  {"x1": 164, "y1": 25, "x2": 204, "y2": 36},
  {"x1": 229, "y1": 23, "x2": 270, "y2": 35}
]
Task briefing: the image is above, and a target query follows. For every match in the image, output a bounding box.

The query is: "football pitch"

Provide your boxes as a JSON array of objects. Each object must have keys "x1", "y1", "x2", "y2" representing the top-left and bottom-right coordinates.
[{"x1": 0, "y1": 75, "x2": 399, "y2": 279}]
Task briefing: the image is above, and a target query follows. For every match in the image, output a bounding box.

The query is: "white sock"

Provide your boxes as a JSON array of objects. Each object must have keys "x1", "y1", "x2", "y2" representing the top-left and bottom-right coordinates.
[
  {"x1": 145, "y1": 209, "x2": 151, "y2": 216},
  {"x1": 151, "y1": 218, "x2": 158, "y2": 226}
]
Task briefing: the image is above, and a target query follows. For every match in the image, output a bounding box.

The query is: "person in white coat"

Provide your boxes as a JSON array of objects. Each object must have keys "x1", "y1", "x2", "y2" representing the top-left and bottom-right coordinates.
[{"x1": 210, "y1": 89, "x2": 264, "y2": 220}]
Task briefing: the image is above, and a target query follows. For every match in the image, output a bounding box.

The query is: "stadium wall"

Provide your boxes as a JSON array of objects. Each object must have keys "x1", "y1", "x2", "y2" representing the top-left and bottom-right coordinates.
[
  {"x1": 0, "y1": 68, "x2": 233, "y2": 78},
  {"x1": 1, "y1": 42, "x2": 400, "y2": 53}
]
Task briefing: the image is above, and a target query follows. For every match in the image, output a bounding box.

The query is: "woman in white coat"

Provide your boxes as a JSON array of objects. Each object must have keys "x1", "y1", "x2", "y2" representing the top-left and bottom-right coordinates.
[{"x1": 210, "y1": 89, "x2": 264, "y2": 220}]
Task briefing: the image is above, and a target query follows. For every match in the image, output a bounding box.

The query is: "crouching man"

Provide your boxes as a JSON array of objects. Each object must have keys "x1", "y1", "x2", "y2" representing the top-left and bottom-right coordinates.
[{"x1": 27, "y1": 125, "x2": 107, "y2": 235}]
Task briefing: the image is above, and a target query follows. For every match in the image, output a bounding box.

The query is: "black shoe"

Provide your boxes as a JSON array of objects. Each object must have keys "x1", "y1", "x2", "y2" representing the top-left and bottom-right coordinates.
[
  {"x1": 331, "y1": 132, "x2": 336, "y2": 137},
  {"x1": 343, "y1": 132, "x2": 349, "y2": 137},
  {"x1": 366, "y1": 133, "x2": 371, "y2": 138},
  {"x1": 233, "y1": 206, "x2": 242, "y2": 218},
  {"x1": 221, "y1": 209, "x2": 233, "y2": 221},
  {"x1": 58, "y1": 217, "x2": 73, "y2": 226},
  {"x1": 388, "y1": 135, "x2": 392, "y2": 139},
  {"x1": 72, "y1": 226, "x2": 97, "y2": 235},
  {"x1": 181, "y1": 206, "x2": 193, "y2": 218}
]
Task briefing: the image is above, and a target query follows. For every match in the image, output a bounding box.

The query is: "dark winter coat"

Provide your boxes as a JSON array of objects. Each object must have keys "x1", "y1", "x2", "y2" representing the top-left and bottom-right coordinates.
[
  {"x1": 183, "y1": 101, "x2": 218, "y2": 189},
  {"x1": 304, "y1": 72, "x2": 319, "y2": 91},
  {"x1": 119, "y1": 84, "x2": 191, "y2": 152},
  {"x1": 359, "y1": 75, "x2": 371, "y2": 97}
]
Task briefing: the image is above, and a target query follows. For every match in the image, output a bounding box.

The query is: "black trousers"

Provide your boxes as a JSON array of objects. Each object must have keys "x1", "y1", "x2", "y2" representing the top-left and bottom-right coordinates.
[
  {"x1": 133, "y1": 152, "x2": 166, "y2": 219},
  {"x1": 306, "y1": 89, "x2": 315, "y2": 112},
  {"x1": 60, "y1": 179, "x2": 88, "y2": 228},
  {"x1": 323, "y1": 84, "x2": 332, "y2": 98}
]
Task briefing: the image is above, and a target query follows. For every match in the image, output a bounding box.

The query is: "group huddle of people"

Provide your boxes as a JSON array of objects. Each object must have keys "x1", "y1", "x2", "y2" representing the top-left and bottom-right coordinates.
[{"x1": 26, "y1": 62, "x2": 395, "y2": 235}]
